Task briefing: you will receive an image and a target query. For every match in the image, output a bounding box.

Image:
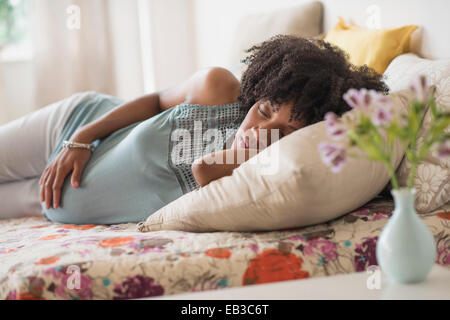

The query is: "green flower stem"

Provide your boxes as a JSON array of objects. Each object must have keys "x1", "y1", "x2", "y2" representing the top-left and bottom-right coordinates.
[
  {"x1": 407, "y1": 129, "x2": 436, "y2": 189},
  {"x1": 407, "y1": 160, "x2": 418, "y2": 189},
  {"x1": 385, "y1": 160, "x2": 400, "y2": 190},
  {"x1": 370, "y1": 130, "x2": 391, "y2": 164},
  {"x1": 370, "y1": 125, "x2": 388, "y2": 153},
  {"x1": 405, "y1": 120, "x2": 420, "y2": 189},
  {"x1": 348, "y1": 127, "x2": 399, "y2": 189}
]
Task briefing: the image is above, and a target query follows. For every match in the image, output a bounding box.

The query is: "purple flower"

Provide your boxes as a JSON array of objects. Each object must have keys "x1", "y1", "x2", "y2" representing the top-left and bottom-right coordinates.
[
  {"x1": 343, "y1": 88, "x2": 372, "y2": 110},
  {"x1": 325, "y1": 112, "x2": 346, "y2": 140},
  {"x1": 318, "y1": 142, "x2": 347, "y2": 173},
  {"x1": 372, "y1": 107, "x2": 392, "y2": 126},
  {"x1": 354, "y1": 237, "x2": 379, "y2": 272},
  {"x1": 436, "y1": 236, "x2": 450, "y2": 266},
  {"x1": 57, "y1": 271, "x2": 93, "y2": 300},
  {"x1": 372, "y1": 95, "x2": 393, "y2": 109},
  {"x1": 113, "y1": 275, "x2": 164, "y2": 299},
  {"x1": 303, "y1": 238, "x2": 338, "y2": 262},
  {"x1": 7, "y1": 290, "x2": 17, "y2": 300},
  {"x1": 343, "y1": 88, "x2": 390, "y2": 113}
]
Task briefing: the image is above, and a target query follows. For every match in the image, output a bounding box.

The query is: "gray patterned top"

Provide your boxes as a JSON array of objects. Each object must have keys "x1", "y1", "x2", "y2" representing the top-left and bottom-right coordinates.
[{"x1": 168, "y1": 102, "x2": 247, "y2": 193}]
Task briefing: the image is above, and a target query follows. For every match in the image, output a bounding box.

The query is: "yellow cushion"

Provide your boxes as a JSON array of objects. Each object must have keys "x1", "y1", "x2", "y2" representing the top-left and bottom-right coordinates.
[{"x1": 324, "y1": 17, "x2": 418, "y2": 74}]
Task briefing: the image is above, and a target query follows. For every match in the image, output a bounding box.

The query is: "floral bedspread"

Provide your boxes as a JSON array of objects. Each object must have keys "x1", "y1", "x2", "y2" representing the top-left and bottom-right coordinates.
[{"x1": 1, "y1": 197, "x2": 449, "y2": 300}]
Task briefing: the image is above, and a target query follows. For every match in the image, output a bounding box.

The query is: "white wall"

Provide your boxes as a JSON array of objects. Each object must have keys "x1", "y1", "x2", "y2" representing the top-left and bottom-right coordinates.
[
  {"x1": 147, "y1": 0, "x2": 197, "y2": 91},
  {"x1": 0, "y1": 0, "x2": 310, "y2": 125},
  {"x1": 0, "y1": 60, "x2": 35, "y2": 125},
  {"x1": 192, "y1": 0, "x2": 450, "y2": 69},
  {"x1": 3, "y1": 0, "x2": 448, "y2": 126},
  {"x1": 107, "y1": 0, "x2": 144, "y2": 101},
  {"x1": 192, "y1": 0, "x2": 307, "y2": 71},
  {"x1": 0, "y1": 0, "x2": 145, "y2": 125}
]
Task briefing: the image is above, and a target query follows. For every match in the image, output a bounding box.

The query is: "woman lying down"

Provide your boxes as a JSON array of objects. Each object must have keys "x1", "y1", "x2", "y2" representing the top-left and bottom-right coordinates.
[{"x1": 0, "y1": 35, "x2": 388, "y2": 224}]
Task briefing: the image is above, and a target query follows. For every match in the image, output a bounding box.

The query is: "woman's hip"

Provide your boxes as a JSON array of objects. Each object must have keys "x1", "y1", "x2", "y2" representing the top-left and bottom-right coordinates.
[{"x1": 0, "y1": 91, "x2": 98, "y2": 182}]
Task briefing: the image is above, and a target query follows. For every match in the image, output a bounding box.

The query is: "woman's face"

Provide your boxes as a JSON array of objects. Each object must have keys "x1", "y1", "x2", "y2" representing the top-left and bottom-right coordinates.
[{"x1": 231, "y1": 99, "x2": 305, "y2": 151}]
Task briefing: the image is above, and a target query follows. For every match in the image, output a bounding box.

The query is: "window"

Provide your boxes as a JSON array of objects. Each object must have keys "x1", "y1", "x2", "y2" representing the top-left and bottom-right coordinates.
[{"x1": 0, "y1": 0, "x2": 31, "y2": 62}]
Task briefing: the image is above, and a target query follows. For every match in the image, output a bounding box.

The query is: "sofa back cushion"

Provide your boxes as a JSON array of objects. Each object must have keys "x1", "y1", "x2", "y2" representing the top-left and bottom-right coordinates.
[
  {"x1": 384, "y1": 53, "x2": 450, "y2": 213},
  {"x1": 227, "y1": 1, "x2": 323, "y2": 80}
]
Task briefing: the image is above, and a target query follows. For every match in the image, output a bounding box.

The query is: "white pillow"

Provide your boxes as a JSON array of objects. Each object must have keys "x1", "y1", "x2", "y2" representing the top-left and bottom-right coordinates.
[
  {"x1": 383, "y1": 53, "x2": 450, "y2": 213},
  {"x1": 137, "y1": 90, "x2": 414, "y2": 233},
  {"x1": 227, "y1": 1, "x2": 323, "y2": 80}
]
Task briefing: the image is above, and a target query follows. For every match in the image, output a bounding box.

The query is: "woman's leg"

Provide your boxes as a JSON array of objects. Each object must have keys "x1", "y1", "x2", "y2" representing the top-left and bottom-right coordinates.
[
  {"x1": 0, "y1": 178, "x2": 42, "y2": 219},
  {"x1": 0, "y1": 91, "x2": 96, "y2": 183}
]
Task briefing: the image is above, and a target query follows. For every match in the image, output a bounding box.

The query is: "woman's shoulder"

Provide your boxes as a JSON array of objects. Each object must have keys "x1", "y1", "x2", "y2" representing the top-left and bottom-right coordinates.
[{"x1": 184, "y1": 67, "x2": 241, "y2": 107}]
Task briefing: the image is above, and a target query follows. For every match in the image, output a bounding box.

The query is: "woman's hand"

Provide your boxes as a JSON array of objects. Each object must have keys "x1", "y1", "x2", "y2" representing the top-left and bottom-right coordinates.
[
  {"x1": 39, "y1": 148, "x2": 92, "y2": 209},
  {"x1": 191, "y1": 148, "x2": 260, "y2": 187}
]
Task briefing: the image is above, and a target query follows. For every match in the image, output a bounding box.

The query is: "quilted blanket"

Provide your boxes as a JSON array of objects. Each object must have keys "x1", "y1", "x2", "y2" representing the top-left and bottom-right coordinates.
[{"x1": 1, "y1": 196, "x2": 449, "y2": 300}]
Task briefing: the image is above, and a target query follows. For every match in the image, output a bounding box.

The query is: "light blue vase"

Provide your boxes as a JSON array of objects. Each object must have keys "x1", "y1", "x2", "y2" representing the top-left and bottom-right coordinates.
[{"x1": 376, "y1": 187, "x2": 436, "y2": 283}]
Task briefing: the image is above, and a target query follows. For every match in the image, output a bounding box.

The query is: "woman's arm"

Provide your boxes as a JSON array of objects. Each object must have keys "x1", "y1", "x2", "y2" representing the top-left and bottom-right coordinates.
[
  {"x1": 70, "y1": 93, "x2": 161, "y2": 143},
  {"x1": 40, "y1": 67, "x2": 239, "y2": 209},
  {"x1": 191, "y1": 148, "x2": 260, "y2": 187},
  {"x1": 71, "y1": 67, "x2": 240, "y2": 143}
]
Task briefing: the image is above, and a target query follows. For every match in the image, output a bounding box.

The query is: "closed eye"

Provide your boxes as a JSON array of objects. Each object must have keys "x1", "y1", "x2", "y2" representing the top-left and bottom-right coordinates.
[{"x1": 258, "y1": 105, "x2": 269, "y2": 118}]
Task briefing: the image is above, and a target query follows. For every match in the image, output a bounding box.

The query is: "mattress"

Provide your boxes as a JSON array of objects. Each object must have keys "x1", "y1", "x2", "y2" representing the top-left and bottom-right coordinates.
[{"x1": 1, "y1": 196, "x2": 449, "y2": 300}]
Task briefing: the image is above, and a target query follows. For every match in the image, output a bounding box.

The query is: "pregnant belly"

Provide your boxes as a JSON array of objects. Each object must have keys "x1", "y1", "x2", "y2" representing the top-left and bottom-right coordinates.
[
  {"x1": 41, "y1": 121, "x2": 183, "y2": 225},
  {"x1": 41, "y1": 148, "x2": 171, "y2": 225}
]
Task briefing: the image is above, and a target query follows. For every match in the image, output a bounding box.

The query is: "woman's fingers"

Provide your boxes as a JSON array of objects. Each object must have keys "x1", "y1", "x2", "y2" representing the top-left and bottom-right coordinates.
[
  {"x1": 52, "y1": 166, "x2": 69, "y2": 209},
  {"x1": 39, "y1": 150, "x2": 89, "y2": 209},
  {"x1": 39, "y1": 166, "x2": 49, "y2": 185},
  {"x1": 71, "y1": 162, "x2": 82, "y2": 188},
  {"x1": 44, "y1": 169, "x2": 56, "y2": 209}
]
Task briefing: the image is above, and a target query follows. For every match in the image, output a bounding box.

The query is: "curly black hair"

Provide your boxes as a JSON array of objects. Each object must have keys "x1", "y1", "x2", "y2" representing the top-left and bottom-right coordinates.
[{"x1": 237, "y1": 34, "x2": 389, "y2": 126}]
